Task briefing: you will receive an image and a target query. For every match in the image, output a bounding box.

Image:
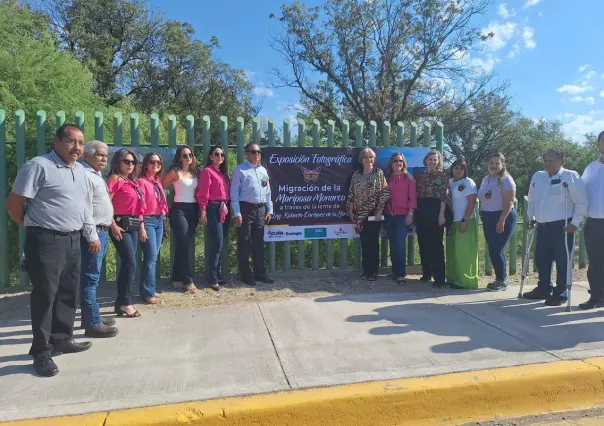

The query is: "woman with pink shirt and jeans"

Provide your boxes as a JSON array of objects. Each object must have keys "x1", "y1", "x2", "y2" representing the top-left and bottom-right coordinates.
[
  {"x1": 138, "y1": 153, "x2": 169, "y2": 304},
  {"x1": 384, "y1": 153, "x2": 417, "y2": 284},
  {"x1": 197, "y1": 146, "x2": 230, "y2": 291},
  {"x1": 107, "y1": 149, "x2": 146, "y2": 318}
]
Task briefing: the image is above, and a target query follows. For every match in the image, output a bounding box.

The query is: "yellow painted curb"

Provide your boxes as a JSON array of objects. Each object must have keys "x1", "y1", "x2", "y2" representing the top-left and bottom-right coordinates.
[{"x1": 5, "y1": 358, "x2": 604, "y2": 426}]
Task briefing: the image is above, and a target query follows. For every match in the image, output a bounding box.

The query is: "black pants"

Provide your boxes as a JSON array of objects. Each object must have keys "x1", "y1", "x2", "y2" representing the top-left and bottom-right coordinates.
[
  {"x1": 207, "y1": 203, "x2": 230, "y2": 284},
  {"x1": 585, "y1": 218, "x2": 604, "y2": 302},
  {"x1": 170, "y1": 202, "x2": 199, "y2": 285},
  {"x1": 24, "y1": 228, "x2": 81, "y2": 358},
  {"x1": 535, "y1": 219, "x2": 574, "y2": 297},
  {"x1": 359, "y1": 219, "x2": 381, "y2": 276},
  {"x1": 110, "y1": 227, "x2": 138, "y2": 308},
  {"x1": 416, "y1": 198, "x2": 445, "y2": 283},
  {"x1": 238, "y1": 202, "x2": 267, "y2": 280}
]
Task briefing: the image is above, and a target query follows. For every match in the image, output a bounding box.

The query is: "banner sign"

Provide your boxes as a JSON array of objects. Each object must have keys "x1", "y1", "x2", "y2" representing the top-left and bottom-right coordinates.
[{"x1": 262, "y1": 146, "x2": 430, "y2": 242}]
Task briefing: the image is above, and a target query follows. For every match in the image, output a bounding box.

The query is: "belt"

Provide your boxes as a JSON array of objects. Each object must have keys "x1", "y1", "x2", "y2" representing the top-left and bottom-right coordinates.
[
  {"x1": 27, "y1": 227, "x2": 80, "y2": 236},
  {"x1": 96, "y1": 225, "x2": 110, "y2": 231},
  {"x1": 241, "y1": 201, "x2": 265, "y2": 208},
  {"x1": 208, "y1": 200, "x2": 228, "y2": 205}
]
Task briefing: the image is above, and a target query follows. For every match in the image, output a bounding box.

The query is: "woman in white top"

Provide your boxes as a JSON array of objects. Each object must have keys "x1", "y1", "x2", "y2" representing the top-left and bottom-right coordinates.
[
  {"x1": 162, "y1": 146, "x2": 200, "y2": 293},
  {"x1": 446, "y1": 160, "x2": 479, "y2": 289}
]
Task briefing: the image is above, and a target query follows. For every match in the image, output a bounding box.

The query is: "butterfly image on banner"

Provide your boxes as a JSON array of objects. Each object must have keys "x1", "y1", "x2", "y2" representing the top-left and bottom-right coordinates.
[{"x1": 301, "y1": 167, "x2": 321, "y2": 183}]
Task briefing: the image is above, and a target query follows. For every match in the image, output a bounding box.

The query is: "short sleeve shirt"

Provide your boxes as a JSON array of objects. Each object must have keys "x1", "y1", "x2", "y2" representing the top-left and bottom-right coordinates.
[
  {"x1": 449, "y1": 177, "x2": 477, "y2": 222},
  {"x1": 477, "y1": 174, "x2": 516, "y2": 212},
  {"x1": 12, "y1": 151, "x2": 90, "y2": 232}
]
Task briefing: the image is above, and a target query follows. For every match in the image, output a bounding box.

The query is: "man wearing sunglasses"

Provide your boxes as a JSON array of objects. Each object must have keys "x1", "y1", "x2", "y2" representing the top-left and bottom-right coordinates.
[
  {"x1": 5, "y1": 124, "x2": 97, "y2": 377},
  {"x1": 230, "y1": 143, "x2": 274, "y2": 286},
  {"x1": 524, "y1": 149, "x2": 587, "y2": 306}
]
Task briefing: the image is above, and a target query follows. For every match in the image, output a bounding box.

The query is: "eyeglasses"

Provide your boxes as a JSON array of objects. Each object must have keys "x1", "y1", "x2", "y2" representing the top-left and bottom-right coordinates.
[
  {"x1": 181, "y1": 153, "x2": 194, "y2": 159},
  {"x1": 148, "y1": 160, "x2": 162, "y2": 166},
  {"x1": 122, "y1": 159, "x2": 136, "y2": 166},
  {"x1": 393, "y1": 159, "x2": 404, "y2": 163},
  {"x1": 213, "y1": 152, "x2": 225, "y2": 158},
  {"x1": 247, "y1": 150, "x2": 261, "y2": 155}
]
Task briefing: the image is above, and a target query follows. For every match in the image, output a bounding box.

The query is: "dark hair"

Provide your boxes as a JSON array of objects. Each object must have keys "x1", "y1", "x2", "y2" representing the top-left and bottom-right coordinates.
[
  {"x1": 168, "y1": 145, "x2": 198, "y2": 175},
  {"x1": 487, "y1": 152, "x2": 508, "y2": 177},
  {"x1": 598, "y1": 131, "x2": 604, "y2": 143},
  {"x1": 387, "y1": 152, "x2": 408, "y2": 177},
  {"x1": 140, "y1": 152, "x2": 163, "y2": 179},
  {"x1": 245, "y1": 142, "x2": 261, "y2": 153},
  {"x1": 55, "y1": 123, "x2": 82, "y2": 139},
  {"x1": 109, "y1": 148, "x2": 139, "y2": 179},
  {"x1": 206, "y1": 145, "x2": 230, "y2": 182},
  {"x1": 450, "y1": 159, "x2": 468, "y2": 179},
  {"x1": 543, "y1": 148, "x2": 564, "y2": 162}
]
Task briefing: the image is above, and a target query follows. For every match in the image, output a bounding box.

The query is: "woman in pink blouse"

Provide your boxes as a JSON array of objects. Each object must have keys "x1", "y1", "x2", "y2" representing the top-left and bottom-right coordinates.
[
  {"x1": 138, "y1": 153, "x2": 169, "y2": 304},
  {"x1": 197, "y1": 145, "x2": 230, "y2": 291},
  {"x1": 384, "y1": 153, "x2": 417, "y2": 284},
  {"x1": 107, "y1": 149, "x2": 145, "y2": 318}
]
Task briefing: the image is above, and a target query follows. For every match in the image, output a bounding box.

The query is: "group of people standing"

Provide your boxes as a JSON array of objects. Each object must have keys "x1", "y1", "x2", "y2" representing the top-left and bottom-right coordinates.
[
  {"x1": 347, "y1": 141, "x2": 604, "y2": 311},
  {"x1": 6, "y1": 124, "x2": 274, "y2": 377}
]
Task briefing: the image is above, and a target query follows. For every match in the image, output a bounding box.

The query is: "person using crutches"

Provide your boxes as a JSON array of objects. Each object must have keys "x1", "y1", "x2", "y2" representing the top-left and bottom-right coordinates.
[
  {"x1": 523, "y1": 149, "x2": 587, "y2": 307},
  {"x1": 580, "y1": 131, "x2": 604, "y2": 310}
]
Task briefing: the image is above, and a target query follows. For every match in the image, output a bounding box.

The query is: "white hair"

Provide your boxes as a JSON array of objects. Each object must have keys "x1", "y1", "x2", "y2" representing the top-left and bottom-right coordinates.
[{"x1": 84, "y1": 140, "x2": 108, "y2": 155}]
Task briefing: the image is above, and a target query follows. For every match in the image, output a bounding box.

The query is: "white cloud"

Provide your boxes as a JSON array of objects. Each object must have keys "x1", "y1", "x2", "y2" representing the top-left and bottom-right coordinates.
[
  {"x1": 469, "y1": 56, "x2": 498, "y2": 72},
  {"x1": 481, "y1": 21, "x2": 518, "y2": 51},
  {"x1": 563, "y1": 111, "x2": 604, "y2": 141},
  {"x1": 570, "y1": 96, "x2": 595, "y2": 104},
  {"x1": 522, "y1": 26, "x2": 536, "y2": 48},
  {"x1": 579, "y1": 64, "x2": 590, "y2": 72},
  {"x1": 600, "y1": 91, "x2": 604, "y2": 98},
  {"x1": 497, "y1": 4, "x2": 515, "y2": 18},
  {"x1": 556, "y1": 84, "x2": 593, "y2": 95},
  {"x1": 244, "y1": 70, "x2": 256, "y2": 80},
  {"x1": 524, "y1": 0, "x2": 542, "y2": 8},
  {"x1": 584, "y1": 70, "x2": 597, "y2": 80},
  {"x1": 506, "y1": 42, "x2": 521, "y2": 59},
  {"x1": 253, "y1": 84, "x2": 274, "y2": 97}
]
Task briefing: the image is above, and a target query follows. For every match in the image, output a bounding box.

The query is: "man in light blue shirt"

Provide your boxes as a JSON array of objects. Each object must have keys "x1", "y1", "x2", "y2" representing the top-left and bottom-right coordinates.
[{"x1": 231, "y1": 143, "x2": 274, "y2": 286}]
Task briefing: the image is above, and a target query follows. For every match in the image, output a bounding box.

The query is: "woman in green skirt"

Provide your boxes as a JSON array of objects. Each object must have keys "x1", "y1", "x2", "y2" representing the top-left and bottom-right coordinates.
[{"x1": 446, "y1": 160, "x2": 479, "y2": 289}]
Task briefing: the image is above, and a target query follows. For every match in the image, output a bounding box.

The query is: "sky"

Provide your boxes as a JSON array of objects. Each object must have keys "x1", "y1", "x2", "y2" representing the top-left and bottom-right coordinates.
[{"x1": 147, "y1": 0, "x2": 604, "y2": 142}]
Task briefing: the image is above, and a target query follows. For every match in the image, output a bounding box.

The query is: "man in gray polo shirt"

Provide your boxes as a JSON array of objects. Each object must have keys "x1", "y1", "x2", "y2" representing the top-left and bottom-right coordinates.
[{"x1": 6, "y1": 124, "x2": 99, "y2": 377}]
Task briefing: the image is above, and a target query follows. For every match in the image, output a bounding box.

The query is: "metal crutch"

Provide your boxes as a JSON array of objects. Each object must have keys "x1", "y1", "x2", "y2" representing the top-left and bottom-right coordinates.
[
  {"x1": 563, "y1": 182, "x2": 576, "y2": 312},
  {"x1": 518, "y1": 219, "x2": 536, "y2": 298}
]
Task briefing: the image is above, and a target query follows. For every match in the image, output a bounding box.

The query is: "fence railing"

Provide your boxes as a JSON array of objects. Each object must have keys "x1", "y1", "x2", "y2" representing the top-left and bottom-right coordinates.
[{"x1": 0, "y1": 109, "x2": 587, "y2": 287}]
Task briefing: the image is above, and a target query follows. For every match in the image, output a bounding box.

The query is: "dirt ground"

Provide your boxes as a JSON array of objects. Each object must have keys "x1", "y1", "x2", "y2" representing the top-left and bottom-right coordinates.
[{"x1": 0, "y1": 266, "x2": 588, "y2": 322}]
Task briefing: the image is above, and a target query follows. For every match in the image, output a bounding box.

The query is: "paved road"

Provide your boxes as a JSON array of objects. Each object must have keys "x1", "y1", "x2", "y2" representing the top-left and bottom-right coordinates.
[{"x1": 1, "y1": 280, "x2": 603, "y2": 422}]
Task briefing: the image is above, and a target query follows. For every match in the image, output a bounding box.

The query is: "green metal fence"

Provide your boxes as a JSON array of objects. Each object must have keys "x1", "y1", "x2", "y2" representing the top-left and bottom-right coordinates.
[{"x1": 0, "y1": 109, "x2": 587, "y2": 288}]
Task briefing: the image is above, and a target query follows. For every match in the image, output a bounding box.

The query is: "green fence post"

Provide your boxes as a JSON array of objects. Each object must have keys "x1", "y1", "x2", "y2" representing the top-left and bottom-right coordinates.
[
  {"x1": 369, "y1": 120, "x2": 377, "y2": 147},
  {"x1": 311, "y1": 119, "x2": 321, "y2": 270},
  {"x1": 94, "y1": 112, "x2": 104, "y2": 141},
  {"x1": 75, "y1": 111, "x2": 85, "y2": 135},
  {"x1": 0, "y1": 110, "x2": 8, "y2": 287},
  {"x1": 130, "y1": 113, "x2": 139, "y2": 147},
  {"x1": 219, "y1": 116, "x2": 230, "y2": 277},
  {"x1": 354, "y1": 120, "x2": 364, "y2": 269},
  {"x1": 422, "y1": 122, "x2": 431, "y2": 148},
  {"x1": 56, "y1": 110, "x2": 65, "y2": 130},
  {"x1": 509, "y1": 200, "x2": 518, "y2": 275},
  {"x1": 113, "y1": 112, "x2": 123, "y2": 146},
  {"x1": 369, "y1": 120, "x2": 387, "y2": 268},
  {"x1": 436, "y1": 121, "x2": 444, "y2": 154},
  {"x1": 220, "y1": 116, "x2": 228, "y2": 157},
  {"x1": 16, "y1": 110, "x2": 28, "y2": 286},
  {"x1": 186, "y1": 115, "x2": 196, "y2": 276},
  {"x1": 36, "y1": 111, "x2": 47, "y2": 155},
  {"x1": 407, "y1": 122, "x2": 418, "y2": 266},
  {"x1": 396, "y1": 122, "x2": 404, "y2": 147},
  {"x1": 268, "y1": 118, "x2": 277, "y2": 273},
  {"x1": 340, "y1": 120, "x2": 349, "y2": 269},
  {"x1": 282, "y1": 119, "x2": 291, "y2": 272},
  {"x1": 201, "y1": 116, "x2": 210, "y2": 158},
  {"x1": 579, "y1": 227, "x2": 586, "y2": 268},
  {"x1": 252, "y1": 118, "x2": 260, "y2": 145},
  {"x1": 297, "y1": 119, "x2": 306, "y2": 270},
  {"x1": 475, "y1": 199, "x2": 481, "y2": 273},
  {"x1": 383, "y1": 121, "x2": 391, "y2": 147},
  {"x1": 150, "y1": 113, "x2": 159, "y2": 148},
  {"x1": 522, "y1": 196, "x2": 529, "y2": 274},
  {"x1": 326, "y1": 119, "x2": 335, "y2": 270},
  {"x1": 168, "y1": 115, "x2": 177, "y2": 282},
  {"x1": 236, "y1": 117, "x2": 245, "y2": 164}
]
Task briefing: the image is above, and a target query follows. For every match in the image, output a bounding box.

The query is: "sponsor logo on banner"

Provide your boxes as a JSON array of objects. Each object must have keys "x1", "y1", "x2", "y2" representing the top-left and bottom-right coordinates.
[
  {"x1": 304, "y1": 227, "x2": 327, "y2": 238},
  {"x1": 333, "y1": 227, "x2": 348, "y2": 237},
  {"x1": 267, "y1": 230, "x2": 285, "y2": 239}
]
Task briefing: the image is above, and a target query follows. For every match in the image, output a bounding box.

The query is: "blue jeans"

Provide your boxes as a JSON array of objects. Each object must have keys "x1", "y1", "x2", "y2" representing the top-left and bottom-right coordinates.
[
  {"x1": 481, "y1": 209, "x2": 517, "y2": 281},
  {"x1": 140, "y1": 215, "x2": 164, "y2": 299},
  {"x1": 384, "y1": 215, "x2": 408, "y2": 278},
  {"x1": 110, "y1": 228, "x2": 139, "y2": 308},
  {"x1": 207, "y1": 204, "x2": 230, "y2": 284},
  {"x1": 80, "y1": 229, "x2": 109, "y2": 329},
  {"x1": 170, "y1": 203, "x2": 199, "y2": 285}
]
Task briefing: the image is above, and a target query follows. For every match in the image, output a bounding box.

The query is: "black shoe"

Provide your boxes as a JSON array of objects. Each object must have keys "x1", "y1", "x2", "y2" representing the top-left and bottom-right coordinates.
[
  {"x1": 33, "y1": 356, "x2": 58, "y2": 377},
  {"x1": 522, "y1": 288, "x2": 549, "y2": 300},
  {"x1": 420, "y1": 276, "x2": 432, "y2": 282},
  {"x1": 102, "y1": 317, "x2": 116, "y2": 326},
  {"x1": 209, "y1": 283, "x2": 220, "y2": 291},
  {"x1": 51, "y1": 339, "x2": 92, "y2": 356},
  {"x1": 84, "y1": 325, "x2": 119, "y2": 338},
  {"x1": 243, "y1": 277, "x2": 256, "y2": 287},
  {"x1": 544, "y1": 295, "x2": 567, "y2": 307},
  {"x1": 432, "y1": 281, "x2": 445, "y2": 288},
  {"x1": 579, "y1": 299, "x2": 604, "y2": 310},
  {"x1": 255, "y1": 276, "x2": 274, "y2": 284},
  {"x1": 218, "y1": 279, "x2": 228, "y2": 285}
]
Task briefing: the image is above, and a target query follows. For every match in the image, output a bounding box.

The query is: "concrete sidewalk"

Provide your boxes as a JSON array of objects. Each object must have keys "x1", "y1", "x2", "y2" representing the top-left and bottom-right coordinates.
[{"x1": 1, "y1": 280, "x2": 604, "y2": 422}]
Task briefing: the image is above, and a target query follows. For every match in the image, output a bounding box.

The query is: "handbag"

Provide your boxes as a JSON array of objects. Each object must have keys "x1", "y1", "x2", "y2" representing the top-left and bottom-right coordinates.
[{"x1": 117, "y1": 216, "x2": 143, "y2": 232}]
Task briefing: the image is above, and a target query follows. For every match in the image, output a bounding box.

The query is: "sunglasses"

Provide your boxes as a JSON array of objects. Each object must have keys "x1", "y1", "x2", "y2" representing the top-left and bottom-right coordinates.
[
  {"x1": 148, "y1": 160, "x2": 162, "y2": 166},
  {"x1": 213, "y1": 152, "x2": 225, "y2": 158},
  {"x1": 181, "y1": 153, "x2": 194, "y2": 159},
  {"x1": 393, "y1": 159, "x2": 404, "y2": 163},
  {"x1": 122, "y1": 159, "x2": 136, "y2": 166},
  {"x1": 247, "y1": 150, "x2": 261, "y2": 155}
]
